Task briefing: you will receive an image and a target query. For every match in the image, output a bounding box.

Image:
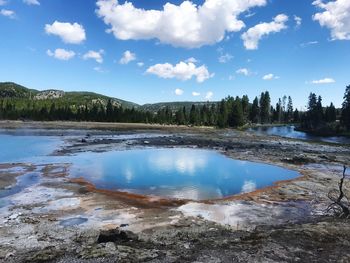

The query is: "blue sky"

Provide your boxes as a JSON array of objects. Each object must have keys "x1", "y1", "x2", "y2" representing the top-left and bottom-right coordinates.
[{"x1": 0, "y1": 0, "x2": 349, "y2": 109}]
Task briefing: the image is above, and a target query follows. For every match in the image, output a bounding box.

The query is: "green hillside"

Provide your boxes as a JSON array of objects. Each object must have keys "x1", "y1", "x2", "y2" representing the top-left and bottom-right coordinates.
[
  {"x1": 0, "y1": 82, "x2": 38, "y2": 98},
  {"x1": 0, "y1": 82, "x2": 139, "y2": 109},
  {"x1": 0, "y1": 82, "x2": 219, "y2": 112},
  {"x1": 141, "y1": 101, "x2": 218, "y2": 112}
]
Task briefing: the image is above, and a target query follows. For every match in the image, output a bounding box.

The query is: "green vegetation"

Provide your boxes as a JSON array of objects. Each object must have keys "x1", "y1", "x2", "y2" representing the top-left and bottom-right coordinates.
[
  {"x1": 0, "y1": 82, "x2": 349, "y2": 134},
  {"x1": 299, "y1": 85, "x2": 349, "y2": 136}
]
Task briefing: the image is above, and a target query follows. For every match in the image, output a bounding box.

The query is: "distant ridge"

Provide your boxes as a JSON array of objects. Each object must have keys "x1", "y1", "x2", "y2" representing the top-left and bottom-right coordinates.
[
  {"x1": 0, "y1": 82, "x2": 218, "y2": 112},
  {"x1": 0, "y1": 82, "x2": 138, "y2": 109}
]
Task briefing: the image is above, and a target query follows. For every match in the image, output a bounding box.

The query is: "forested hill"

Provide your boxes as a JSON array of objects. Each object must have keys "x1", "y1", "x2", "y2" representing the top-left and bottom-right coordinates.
[
  {"x1": 141, "y1": 101, "x2": 218, "y2": 112},
  {"x1": 0, "y1": 82, "x2": 216, "y2": 112},
  {"x1": 0, "y1": 82, "x2": 138, "y2": 109}
]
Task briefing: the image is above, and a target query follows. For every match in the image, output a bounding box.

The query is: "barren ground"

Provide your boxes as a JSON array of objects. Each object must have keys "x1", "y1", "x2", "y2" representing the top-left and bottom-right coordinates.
[{"x1": 0, "y1": 121, "x2": 350, "y2": 262}]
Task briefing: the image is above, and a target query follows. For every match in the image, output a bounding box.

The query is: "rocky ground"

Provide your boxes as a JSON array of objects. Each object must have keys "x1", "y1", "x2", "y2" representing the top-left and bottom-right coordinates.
[{"x1": 0, "y1": 121, "x2": 350, "y2": 262}]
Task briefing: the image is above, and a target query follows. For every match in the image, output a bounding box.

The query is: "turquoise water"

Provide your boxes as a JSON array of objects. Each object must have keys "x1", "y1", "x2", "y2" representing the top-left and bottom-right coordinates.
[
  {"x1": 0, "y1": 134, "x2": 62, "y2": 163},
  {"x1": 68, "y1": 148, "x2": 298, "y2": 200},
  {"x1": 0, "y1": 133, "x2": 299, "y2": 200}
]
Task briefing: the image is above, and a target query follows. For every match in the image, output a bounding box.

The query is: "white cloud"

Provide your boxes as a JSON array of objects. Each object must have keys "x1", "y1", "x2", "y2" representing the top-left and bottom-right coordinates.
[
  {"x1": 300, "y1": 41, "x2": 319, "y2": 47},
  {"x1": 96, "y1": 0, "x2": 267, "y2": 48},
  {"x1": 241, "y1": 14, "x2": 288, "y2": 50},
  {"x1": 119, "y1": 50, "x2": 136, "y2": 64},
  {"x1": 23, "y1": 0, "x2": 40, "y2": 5},
  {"x1": 0, "y1": 9, "x2": 15, "y2": 18},
  {"x1": 0, "y1": 0, "x2": 7, "y2": 6},
  {"x1": 192, "y1": 91, "x2": 200, "y2": 96},
  {"x1": 311, "y1": 78, "x2": 335, "y2": 84},
  {"x1": 47, "y1": 48, "x2": 75, "y2": 60},
  {"x1": 236, "y1": 68, "x2": 250, "y2": 76},
  {"x1": 45, "y1": 21, "x2": 86, "y2": 44},
  {"x1": 146, "y1": 61, "x2": 214, "y2": 83},
  {"x1": 294, "y1": 15, "x2": 302, "y2": 28},
  {"x1": 185, "y1": 57, "x2": 198, "y2": 63},
  {"x1": 245, "y1": 12, "x2": 256, "y2": 18},
  {"x1": 313, "y1": 0, "x2": 350, "y2": 40},
  {"x1": 262, "y1": 73, "x2": 279, "y2": 80},
  {"x1": 83, "y1": 50, "x2": 104, "y2": 63},
  {"x1": 137, "y1": 62, "x2": 144, "y2": 67},
  {"x1": 93, "y1": 66, "x2": 108, "y2": 73},
  {"x1": 218, "y1": 53, "x2": 233, "y2": 63},
  {"x1": 175, "y1": 88, "x2": 184, "y2": 95},
  {"x1": 205, "y1": 91, "x2": 214, "y2": 100}
]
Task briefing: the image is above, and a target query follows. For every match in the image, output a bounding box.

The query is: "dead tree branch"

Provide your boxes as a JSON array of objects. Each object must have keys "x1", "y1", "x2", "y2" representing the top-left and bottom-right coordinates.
[{"x1": 327, "y1": 166, "x2": 349, "y2": 218}]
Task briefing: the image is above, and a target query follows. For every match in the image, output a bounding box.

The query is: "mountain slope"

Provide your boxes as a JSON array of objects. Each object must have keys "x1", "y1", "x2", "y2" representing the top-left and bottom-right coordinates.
[
  {"x1": 0, "y1": 82, "x2": 139, "y2": 109},
  {"x1": 141, "y1": 101, "x2": 218, "y2": 112},
  {"x1": 0, "y1": 82, "x2": 38, "y2": 98},
  {"x1": 0, "y1": 82, "x2": 218, "y2": 112}
]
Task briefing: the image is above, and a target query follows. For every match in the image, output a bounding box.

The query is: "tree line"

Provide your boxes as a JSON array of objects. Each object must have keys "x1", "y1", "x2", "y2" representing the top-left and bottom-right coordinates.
[
  {"x1": 0, "y1": 85, "x2": 349, "y2": 133},
  {"x1": 299, "y1": 85, "x2": 350, "y2": 135}
]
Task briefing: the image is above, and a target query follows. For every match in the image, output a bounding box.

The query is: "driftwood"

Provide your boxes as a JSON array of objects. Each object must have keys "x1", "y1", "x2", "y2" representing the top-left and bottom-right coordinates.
[{"x1": 327, "y1": 166, "x2": 350, "y2": 218}]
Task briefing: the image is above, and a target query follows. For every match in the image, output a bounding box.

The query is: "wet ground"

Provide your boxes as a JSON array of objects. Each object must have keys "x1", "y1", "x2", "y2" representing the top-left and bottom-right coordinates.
[{"x1": 1, "y1": 121, "x2": 350, "y2": 262}]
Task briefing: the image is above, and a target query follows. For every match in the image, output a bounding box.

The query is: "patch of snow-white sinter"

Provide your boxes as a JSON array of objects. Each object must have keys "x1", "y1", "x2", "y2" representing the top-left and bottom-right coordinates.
[
  {"x1": 43, "y1": 198, "x2": 81, "y2": 211},
  {"x1": 9, "y1": 186, "x2": 74, "y2": 206},
  {"x1": 178, "y1": 201, "x2": 310, "y2": 229}
]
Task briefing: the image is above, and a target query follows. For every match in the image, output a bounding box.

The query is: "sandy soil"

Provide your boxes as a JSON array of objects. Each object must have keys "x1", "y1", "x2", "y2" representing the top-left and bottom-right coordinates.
[{"x1": 1, "y1": 121, "x2": 350, "y2": 262}]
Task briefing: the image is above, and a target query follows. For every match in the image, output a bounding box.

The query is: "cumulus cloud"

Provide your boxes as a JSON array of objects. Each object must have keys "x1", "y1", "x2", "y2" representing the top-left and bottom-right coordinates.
[
  {"x1": 185, "y1": 57, "x2": 198, "y2": 63},
  {"x1": 236, "y1": 68, "x2": 250, "y2": 76},
  {"x1": 205, "y1": 91, "x2": 214, "y2": 100},
  {"x1": 119, "y1": 50, "x2": 136, "y2": 64},
  {"x1": 241, "y1": 14, "x2": 288, "y2": 50},
  {"x1": 262, "y1": 73, "x2": 279, "y2": 80},
  {"x1": 146, "y1": 61, "x2": 214, "y2": 83},
  {"x1": 313, "y1": 0, "x2": 350, "y2": 40},
  {"x1": 218, "y1": 53, "x2": 233, "y2": 63},
  {"x1": 45, "y1": 21, "x2": 86, "y2": 44},
  {"x1": 96, "y1": 0, "x2": 267, "y2": 48},
  {"x1": 23, "y1": 0, "x2": 40, "y2": 5},
  {"x1": 192, "y1": 91, "x2": 200, "y2": 96},
  {"x1": 294, "y1": 15, "x2": 302, "y2": 28},
  {"x1": 47, "y1": 48, "x2": 75, "y2": 60},
  {"x1": 311, "y1": 78, "x2": 335, "y2": 84},
  {"x1": 175, "y1": 88, "x2": 184, "y2": 95},
  {"x1": 83, "y1": 50, "x2": 104, "y2": 63},
  {"x1": 0, "y1": 9, "x2": 15, "y2": 18},
  {"x1": 0, "y1": 0, "x2": 7, "y2": 6}
]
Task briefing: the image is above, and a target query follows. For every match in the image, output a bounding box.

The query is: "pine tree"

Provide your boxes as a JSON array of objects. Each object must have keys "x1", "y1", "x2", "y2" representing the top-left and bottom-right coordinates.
[
  {"x1": 106, "y1": 99, "x2": 113, "y2": 122},
  {"x1": 228, "y1": 98, "x2": 244, "y2": 127},
  {"x1": 293, "y1": 109, "x2": 300, "y2": 123},
  {"x1": 325, "y1": 102, "x2": 336, "y2": 122},
  {"x1": 250, "y1": 97, "x2": 260, "y2": 123},
  {"x1": 175, "y1": 108, "x2": 185, "y2": 125},
  {"x1": 341, "y1": 85, "x2": 350, "y2": 130},
  {"x1": 217, "y1": 99, "x2": 228, "y2": 127},
  {"x1": 241, "y1": 95, "x2": 250, "y2": 121},
  {"x1": 259, "y1": 91, "x2": 271, "y2": 124},
  {"x1": 189, "y1": 104, "x2": 197, "y2": 125},
  {"x1": 287, "y1": 96, "x2": 293, "y2": 122}
]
